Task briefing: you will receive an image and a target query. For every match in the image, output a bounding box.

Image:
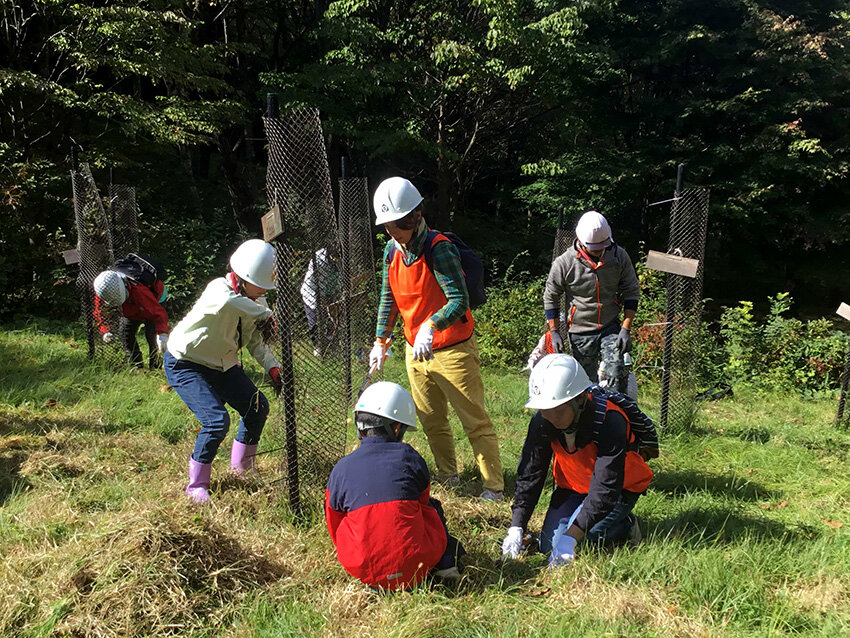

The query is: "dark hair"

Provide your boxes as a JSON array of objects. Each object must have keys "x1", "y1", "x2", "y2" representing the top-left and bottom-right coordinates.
[
  {"x1": 389, "y1": 209, "x2": 420, "y2": 231},
  {"x1": 355, "y1": 411, "x2": 401, "y2": 438}
]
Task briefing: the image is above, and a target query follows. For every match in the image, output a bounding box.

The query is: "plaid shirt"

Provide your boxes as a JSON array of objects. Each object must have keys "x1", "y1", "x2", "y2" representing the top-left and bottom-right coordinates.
[{"x1": 376, "y1": 221, "x2": 469, "y2": 339}]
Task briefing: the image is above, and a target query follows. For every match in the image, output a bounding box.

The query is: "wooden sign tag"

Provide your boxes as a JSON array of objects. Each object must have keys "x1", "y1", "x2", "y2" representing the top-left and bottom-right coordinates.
[
  {"x1": 837, "y1": 302, "x2": 850, "y2": 322},
  {"x1": 62, "y1": 249, "x2": 81, "y2": 265},
  {"x1": 646, "y1": 250, "x2": 700, "y2": 278},
  {"x1": 262, "y1": 205, "x2": 284, "y2": 242}
]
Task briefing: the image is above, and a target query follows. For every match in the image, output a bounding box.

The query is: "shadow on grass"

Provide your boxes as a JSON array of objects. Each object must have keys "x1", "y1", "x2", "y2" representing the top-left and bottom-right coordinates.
[
  {"x1": 0, "y1": 451, "x2": 29, "y2": 505},
  {"x1": 651, "y1": 469, "x2": 781, "y2": 502},
  {"x1": 648, "y1": 506, "x2": 819, "y2": 547},
  {"x1": 0, "y1": 409, "x2": 114, "y2": 437}
]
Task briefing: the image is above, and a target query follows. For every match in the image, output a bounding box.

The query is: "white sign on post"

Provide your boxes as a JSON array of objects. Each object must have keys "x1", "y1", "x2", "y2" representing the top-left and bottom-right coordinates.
[
  {"x1": 262, "y1": 205, "x2": 284, "y2": 243},
  {"x1": 837, "y1": 303, "x2": 850, "y2": 322},
  {"x1": 645, "y1": 250, "x2": 700, "y2": 279}
]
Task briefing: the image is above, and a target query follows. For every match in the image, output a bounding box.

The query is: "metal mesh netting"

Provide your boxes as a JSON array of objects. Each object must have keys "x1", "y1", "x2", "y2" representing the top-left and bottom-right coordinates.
[
  {"x1": 659, "y1": 187, "x2": 710, "y2": 431},
  {"x1": 71, "y1": 164, "x2": 122, "y2": 363},
  {"x1": 263, "y1": 107, "x2": 351, "y2": 511},
  {"x1": 836, "y1": 343, "x2": 850, "y2": 428},
  {"x1": 108, "y1": 184, "x2": 140, "y2": 258},
  {"x1": 550, "y1": 209, "x2": 574, "y2": 350},
  {"x1": 338, "y1": 174, "x2": 378, "y2": 372}
]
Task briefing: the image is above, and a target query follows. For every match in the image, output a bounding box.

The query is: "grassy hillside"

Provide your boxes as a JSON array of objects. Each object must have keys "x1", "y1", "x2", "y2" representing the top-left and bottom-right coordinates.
[{"x1": 1, "y1": 319, "x2": 849, "y2": 637}]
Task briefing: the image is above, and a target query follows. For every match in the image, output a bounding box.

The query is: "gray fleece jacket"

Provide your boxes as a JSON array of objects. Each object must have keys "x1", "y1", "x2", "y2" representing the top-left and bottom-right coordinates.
[{"x1": 544, "y1": 241, "x2": 640, "y2": 334}]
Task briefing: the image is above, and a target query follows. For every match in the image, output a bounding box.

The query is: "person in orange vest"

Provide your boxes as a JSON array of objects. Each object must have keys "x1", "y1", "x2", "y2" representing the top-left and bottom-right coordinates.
[
  {"x1": 502, "y1": 354, "x2": 658, "y2": 566},
  {"x1": 368, "y1": 177, "x2": 504, "y2": 501}
]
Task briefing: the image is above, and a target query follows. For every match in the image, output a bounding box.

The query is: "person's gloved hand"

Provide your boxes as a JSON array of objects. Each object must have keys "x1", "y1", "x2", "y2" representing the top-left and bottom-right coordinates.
[
  {"x1": 269, "y1": 367, "x2": 282, "y2": 396},
  {"x1": 501, "y1": 526, "x2": 524, "y2": 559},
  {"x1": 369, "y1": 341, "x2": 387, "y2": 371},
  {"x1": 102, "y1": 332, "x2": 113, "y2": 344},
  {"x1": 615, "y1": 326, "x2": 632, "y2": 354},
  {"x1": 549, "y1": 533, "x2": 578, "y2": 568},
  {"x1": 639, "y1": 445, "x2": 660, "y2": 461},
  {"x1": 549, "y1": 329, "x2": 564, "y2": 353},
  {"x1": 412, "y1": 323, "x2": 435, "y2": 361},
  {"x1": 156, "y1": 333, "x2": 168, "y2": 354}
]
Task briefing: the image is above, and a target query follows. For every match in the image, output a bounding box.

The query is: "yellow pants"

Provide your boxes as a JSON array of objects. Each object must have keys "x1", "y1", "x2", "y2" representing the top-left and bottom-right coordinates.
[{"x1": 406, "y1": 336, "x2": 504, "y2": 492}]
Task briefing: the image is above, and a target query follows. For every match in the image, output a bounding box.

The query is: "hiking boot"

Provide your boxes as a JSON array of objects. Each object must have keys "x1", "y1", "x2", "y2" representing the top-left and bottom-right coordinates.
[
  {"x1": 186, "y1": 458, "x2": 212, "y2": 504},
  {"x1": 628, "y1": 514, "x2": 643, "y2": 546},
  {"x1": 434, "y1": 474, "x2": 460, "y2": 487},
  {"x1": 480, "y1": 489, "x2": 504, "y2": 502},
  {"x1": 230, "y1": 440, "x2": 258, "y2": 478}
]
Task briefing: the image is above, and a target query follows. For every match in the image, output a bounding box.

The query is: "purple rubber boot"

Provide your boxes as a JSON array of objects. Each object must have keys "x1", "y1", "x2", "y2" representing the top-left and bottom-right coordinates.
[
  {"x1": 186, "y1": 458, "x2": 212, "y2": 504},
  {"x1": 230, "y1": 440, "x2": 258, "y2": 477}
]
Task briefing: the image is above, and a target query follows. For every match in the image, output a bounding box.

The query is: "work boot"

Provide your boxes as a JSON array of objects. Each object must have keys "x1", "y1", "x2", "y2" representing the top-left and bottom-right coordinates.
[
  {"x1": 433, "y1": 474, "x2": 460, "y2": 487},
  {"x1": 186, "y1": 458, "x2": 212, "y2": 504},
  {"x1": 433, "y1": 566, "x2": 461, "y2": 582},
  {"x1": 230, "y1": 440, "x2": 258, "y2": 477}
]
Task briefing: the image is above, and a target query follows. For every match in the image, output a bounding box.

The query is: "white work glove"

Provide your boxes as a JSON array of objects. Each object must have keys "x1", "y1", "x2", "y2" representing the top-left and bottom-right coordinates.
[
  {"x1": 501, "y1": 526, "x2": 524, "y2": 559},
  {"x1": 369, "y1": 341, "x2": 387, "y2": 371},
  {"x1": 102, "y1": 332, "x2": 113, "y2": 344},
  {"x1": 549, "y1": 533, "x2": 578, "y2": 568},
  {"x1": 156, "y1": 333, "x2": 168, "y2": 354},
  {"x1": 549, "y1": 329, "x2": 564, "y2": 353},
  {"x1": 412, "y1": 323, "x2": 435, "y2": 361}
]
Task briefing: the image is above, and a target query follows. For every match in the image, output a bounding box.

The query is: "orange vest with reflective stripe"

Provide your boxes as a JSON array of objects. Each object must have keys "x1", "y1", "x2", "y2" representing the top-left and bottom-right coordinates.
[
  {"x1": 388, "y1": 235, "x2": 475, "y2": 350},
  {"x1": 551, "y1": 398, "x2": 653, "y2": 494}
]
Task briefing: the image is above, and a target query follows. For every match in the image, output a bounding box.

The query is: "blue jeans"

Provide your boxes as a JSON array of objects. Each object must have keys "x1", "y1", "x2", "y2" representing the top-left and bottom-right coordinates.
[
  {"x1": 164, "y1": 351, "x2": 270, "y2": 464},
  {"x1": 539, "y1": 487, "x2": 639, "y2": 554}
]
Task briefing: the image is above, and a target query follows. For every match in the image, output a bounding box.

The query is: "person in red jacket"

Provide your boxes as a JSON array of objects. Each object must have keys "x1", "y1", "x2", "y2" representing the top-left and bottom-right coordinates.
[
  {"x1": 325, "y1": 381, "x2": 464, "y2": 590},
  {"x1": 93, "y1": 252, "x2": 170, "y2": 368}
]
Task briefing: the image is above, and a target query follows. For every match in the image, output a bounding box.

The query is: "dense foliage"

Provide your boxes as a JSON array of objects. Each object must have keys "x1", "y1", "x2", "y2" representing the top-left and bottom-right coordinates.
[{"x1": 2, "y1": 0, "x2": 849, "y2": 318}]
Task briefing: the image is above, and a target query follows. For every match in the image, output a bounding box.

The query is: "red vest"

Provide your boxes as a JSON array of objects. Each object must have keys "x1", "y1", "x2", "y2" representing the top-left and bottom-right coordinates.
[
  {"x1": 551, "y1": 399, "x2": 653, "y2": 494},
  {"x1": 388, "y1": 235, "x2": 474, "y2": 350}
]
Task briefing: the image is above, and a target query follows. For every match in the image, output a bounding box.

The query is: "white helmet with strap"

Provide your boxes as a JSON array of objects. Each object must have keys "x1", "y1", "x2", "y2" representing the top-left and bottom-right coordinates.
[
  {"x1": 230, "y1": 239, "x2": 275, "y2": 289},
  {"x1": 373, "y1": 177, "x2": 423, "y2": 226},
  {"x1": 525, "y1": 354, "x2": 592, "y2": 410},
  {"x1": 93, "y1": 270, "x2": 128, "y2": 307},
  {"x1": 355, "y1": 381, "x2": 418, "y2": 430}
]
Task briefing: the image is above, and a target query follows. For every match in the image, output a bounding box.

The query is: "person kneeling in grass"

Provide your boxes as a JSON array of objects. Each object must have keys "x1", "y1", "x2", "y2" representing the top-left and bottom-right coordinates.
[
  {"x1": 165, "y1": 239, "x2": 282, "y2": 504},
  {"x1": 326, "y1": 382, "x2": 464, "y2": 590},
  {"x1": 502, "y1": 354, "x2": 658, "y2": 567}
]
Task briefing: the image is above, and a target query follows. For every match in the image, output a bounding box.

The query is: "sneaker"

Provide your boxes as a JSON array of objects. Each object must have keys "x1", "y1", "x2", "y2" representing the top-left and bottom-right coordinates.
[
  {"x1": 433, "y1": 566, "x2": 461, "y2": 581},
  {"x1": 479, "y1": 489, "x2": 504, "y2": 502},
  {"x1": 628, "y1": 514, "x2": 643, "y2": 546}
]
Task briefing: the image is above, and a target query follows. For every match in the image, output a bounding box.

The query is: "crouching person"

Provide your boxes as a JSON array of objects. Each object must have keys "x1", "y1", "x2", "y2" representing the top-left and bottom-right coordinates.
[
  {"x1": 502, "y1": 354, "x2": 658, "y2": 567},
  {"x1": 164, "y1": 239, "x2": 282, "y2": 504},
  {"x1": 326, "y1": 382, "x2": 465, "y2": 590}
]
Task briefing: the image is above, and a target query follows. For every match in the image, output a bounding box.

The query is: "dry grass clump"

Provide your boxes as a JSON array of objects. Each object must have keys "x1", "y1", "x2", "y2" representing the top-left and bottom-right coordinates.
[
  {"x1": 1, "y1": 505, "x2": 289, "y2": 637},
  {"x1": 787, "y1": 576, "x2": 849, "y2": 614}
]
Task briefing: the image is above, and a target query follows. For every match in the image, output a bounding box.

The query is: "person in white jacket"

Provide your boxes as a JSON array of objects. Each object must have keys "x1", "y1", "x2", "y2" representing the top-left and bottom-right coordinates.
[
  {"x1": 165, "y1": 239, "x2": 281, "y2": 504},
  {"x1": 300, "y1": 245, "x2": 340, "y2": 353}
]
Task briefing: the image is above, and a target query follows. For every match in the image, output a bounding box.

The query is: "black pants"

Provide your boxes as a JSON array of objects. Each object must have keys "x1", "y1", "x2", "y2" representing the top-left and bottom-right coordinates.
[{"x1": 120, "y1": 317, "x2": 159, "y2": 368}]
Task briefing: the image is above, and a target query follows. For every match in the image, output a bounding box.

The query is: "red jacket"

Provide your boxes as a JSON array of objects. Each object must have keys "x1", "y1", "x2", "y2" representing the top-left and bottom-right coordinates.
[
  {"x1": 94, "y1": 280, "x2": 169, "y2": 334},
  {"x1": 325, "y1": 437, "x2": 447, "y2": 590}
]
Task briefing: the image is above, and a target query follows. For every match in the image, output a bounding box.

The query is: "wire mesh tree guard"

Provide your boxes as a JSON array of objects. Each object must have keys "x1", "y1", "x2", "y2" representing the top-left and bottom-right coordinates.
[
  {"x1": 658, "y1": 176, "x2": 710, "y2": 432},
  {"x1": 263, "y1": 97, "x2": 365, "y2": 513},
  {"x1": 550, "y1": 209, "x2": 573, "y2": 352},
  {"x1": 836, "y1": 343, "x2": 850, "y2": 428}
]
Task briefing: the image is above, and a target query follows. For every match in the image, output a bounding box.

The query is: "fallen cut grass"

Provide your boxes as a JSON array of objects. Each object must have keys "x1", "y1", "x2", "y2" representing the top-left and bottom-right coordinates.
[{"x1": 0, "y1": 318, "x2": 849, "y2": 636}]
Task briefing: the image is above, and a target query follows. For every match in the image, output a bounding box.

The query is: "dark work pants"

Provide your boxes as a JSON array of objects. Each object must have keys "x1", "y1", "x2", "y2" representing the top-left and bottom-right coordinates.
[
  {"x1": 428, "y1": 497, "x2": 466, "y2": 570},
  {"x1": 120, "y1": 317, "x2": 159, "y2": 368},
  {"x1": 569, "y1": 322, "x2": 626, "y2": 393}
]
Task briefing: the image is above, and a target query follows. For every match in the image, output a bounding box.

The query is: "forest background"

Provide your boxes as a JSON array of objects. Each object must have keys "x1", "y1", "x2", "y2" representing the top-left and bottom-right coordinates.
[{"x1": 2, "y1": 0, "x2": 849, "y2": 328}]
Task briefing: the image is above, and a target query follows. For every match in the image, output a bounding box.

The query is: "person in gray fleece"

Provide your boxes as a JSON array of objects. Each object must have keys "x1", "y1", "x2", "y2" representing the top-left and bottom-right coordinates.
[{"x1": 543, "y1": 211, "x2": 640, "y2": 393}]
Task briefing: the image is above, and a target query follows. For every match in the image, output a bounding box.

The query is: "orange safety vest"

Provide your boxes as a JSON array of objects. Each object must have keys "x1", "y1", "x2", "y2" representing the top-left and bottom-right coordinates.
[
  {"x1": 388, "y1": 235, "x2": 475, "y2": 350},
  {"x1": 551, "y1": 397, "x2": 653, "y2": 494}
]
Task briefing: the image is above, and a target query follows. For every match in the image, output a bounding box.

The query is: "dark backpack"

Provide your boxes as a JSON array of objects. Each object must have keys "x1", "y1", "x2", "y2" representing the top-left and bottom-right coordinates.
[
  {"x1": 112, "y1": 253, "x2": 164, "y2": 288},
  {"x1": 387, "y1": 230, "x2": 487, "y2": 309}
]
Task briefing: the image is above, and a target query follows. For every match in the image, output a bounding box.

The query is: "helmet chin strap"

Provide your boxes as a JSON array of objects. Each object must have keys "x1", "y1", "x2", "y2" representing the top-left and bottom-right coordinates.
[{"x1": 562, "y1": 395, "x2": 588, "y2": 453}]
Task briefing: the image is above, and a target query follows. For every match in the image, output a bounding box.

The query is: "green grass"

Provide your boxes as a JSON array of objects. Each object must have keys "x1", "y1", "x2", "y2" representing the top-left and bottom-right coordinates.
[{"x1": 1, "y1": 318, "x2": 849, "y2": 636}]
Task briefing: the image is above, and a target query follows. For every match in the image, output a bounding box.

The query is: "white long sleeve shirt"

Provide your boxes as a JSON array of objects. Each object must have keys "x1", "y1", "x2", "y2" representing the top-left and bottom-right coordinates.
[{"x1": 167, "y1": 277, "x2": 280, "y2": 373}]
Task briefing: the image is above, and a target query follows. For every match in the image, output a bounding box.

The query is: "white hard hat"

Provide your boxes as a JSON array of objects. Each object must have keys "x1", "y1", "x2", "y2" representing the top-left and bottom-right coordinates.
[
  {"x1": 93, "y1": 270, "x2": 128, "y2": 307},
  {"x1": 355, "y1": 381, "x2": 418, "y2": 429},
  {"x1": 230, "y1": 239, "x2": 275, "y2": 289},
  {"x1": 575, "y1": 211, "x2": 613, "y2": 251},
  {"x1": 525, "y1": 354, "x2": 592, "y2": 410},
  {"x1": 373, "y1": 177, "x2": 423, "y2": 226}
]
